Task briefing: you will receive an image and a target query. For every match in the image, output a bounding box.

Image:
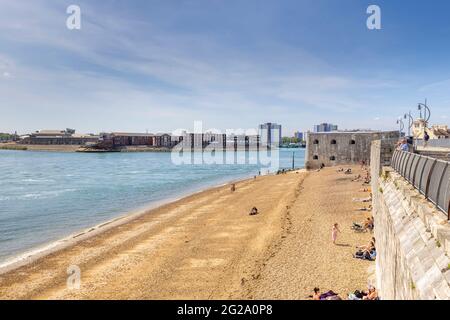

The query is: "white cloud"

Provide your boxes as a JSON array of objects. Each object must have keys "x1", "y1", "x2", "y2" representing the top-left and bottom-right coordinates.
[{"x1": 0, "y1": 0, "x2": 407, "y2": 134}]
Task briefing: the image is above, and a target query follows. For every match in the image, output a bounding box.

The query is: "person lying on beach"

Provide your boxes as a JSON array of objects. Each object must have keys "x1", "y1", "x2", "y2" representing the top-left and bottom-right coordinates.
[
  {"x1": 309, "y1": 288, "x2": 341, "y2": 300},
  {"x1": 351, "y1": 219, "x2": 373, "y2": 232},
  {"x1": 352, "y1": 175, "x2": 362, "y2": 182},
  {"x1": 352, "y1": 197, "x2": 372, "y2": 203},
  {"x1": 356, "y1": 205, "x2": 372, "y2": 212},
  {"x1": 344, "y1": 169, "x2": 352, "y2": 174},
  {"x1": 249, "y1": 207, "x2": 259, "y2": 216}
]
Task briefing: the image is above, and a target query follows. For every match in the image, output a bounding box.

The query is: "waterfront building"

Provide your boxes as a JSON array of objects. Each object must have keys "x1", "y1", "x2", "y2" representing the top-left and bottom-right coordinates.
[
  {"x1": 305, "y1": 130, "x2": 399, "y2": 169},
  {"x1": 109, "y1": 132, "x2": 155, "y2": 147},
  {"x1": 258, "y1": 123, "x2": 282, "y2": 147},
  {"x1": 413, "y1": 119, "x2": 450, "y2": 139},
  {"x1": 294, "y1": 131, "x2": 304, "y2": 141},
  {"x1": 154, "y1": 133, "x2": 173, "y2": 148},
  {"x1": 20, "y1": 129, "x2": 99, "y2": 145},
  {"x1": 313, "y1": 123, "x2": 338, "y2": 133}
]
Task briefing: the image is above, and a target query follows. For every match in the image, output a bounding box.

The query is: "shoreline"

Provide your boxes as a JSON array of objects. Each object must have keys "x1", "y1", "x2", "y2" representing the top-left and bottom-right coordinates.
[
  {"x1": 0, "y1": 173, "x2": 265, "y2": 275},
  {"x1": 0, "y1": 143, "x2": 305, "y2": 153},
  {"x1": 0, "y1": 166, "x2": 372, "y2": 300}
]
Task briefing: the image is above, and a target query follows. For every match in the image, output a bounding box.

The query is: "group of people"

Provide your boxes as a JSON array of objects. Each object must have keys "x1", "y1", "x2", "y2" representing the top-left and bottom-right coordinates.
[
  {"x1": 311, "y1": 285, "x2": 378, "y2": 301},
  {"x1": 396, "y1": 130, "x2": 430, "y2": 152},
  {"x1": 352, "y1": 216, "x2": 374, "y2": 233},
  {"x1": 322, "y1": 165, "x2": 378, "y2": 300},
  {"x1": 396, "y1": 138, "x2": 410, "y2": 152},
  {"x1": 353, "y1": 237, "x2": 377, "y2": 261}
]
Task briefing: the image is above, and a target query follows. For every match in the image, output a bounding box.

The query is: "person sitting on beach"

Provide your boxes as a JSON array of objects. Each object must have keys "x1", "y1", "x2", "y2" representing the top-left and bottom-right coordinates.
[
  {"x1": 354, "y1": 240, "x2": 376, "y2": 260},
  {"x1": 312, "y1": 287, "x2": 321, "y2": 300},
  {"x1": 249, "y1": 207, "x2": 259, "y2": 216},
  {"x1": 364, "y1": 217, "x2": 374, "y2": 231},
  {"x1": 352, "y1": 219, "x2": 373, "y2": 232},
  {"x1": 363, "y1": 286, "x2": 379, "y2": 300},
  {"x1": 352, "y1": 175, "x2": 362, "y2": 182}
]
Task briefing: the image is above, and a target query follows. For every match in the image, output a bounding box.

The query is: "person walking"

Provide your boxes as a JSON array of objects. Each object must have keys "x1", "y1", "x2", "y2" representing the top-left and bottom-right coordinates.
[
  {"x1": 423, "y1": 130, "x2": 430, "y2": 148},
  {"x1": 332, "y1": 223, "x2": 341, "y2": 245}
]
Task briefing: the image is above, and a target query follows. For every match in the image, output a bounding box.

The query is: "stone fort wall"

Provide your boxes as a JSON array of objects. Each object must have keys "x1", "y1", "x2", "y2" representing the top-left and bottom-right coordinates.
[
  {"x1": 305, "y1": 131, "x2": 398, "y2": 170},
  {"x1": 371, "y1": 141, "x2": 450, "y2": 300}
]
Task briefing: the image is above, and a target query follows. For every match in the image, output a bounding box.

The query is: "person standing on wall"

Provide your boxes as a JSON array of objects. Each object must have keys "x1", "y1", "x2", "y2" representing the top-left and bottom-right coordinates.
[{"x1": 423, "y1": 130, "x2": 430, "y2": 148}]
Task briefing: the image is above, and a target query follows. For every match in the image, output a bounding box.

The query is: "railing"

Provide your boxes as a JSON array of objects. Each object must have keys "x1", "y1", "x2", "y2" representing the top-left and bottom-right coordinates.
[
  {"x1": 391, "y1": 150, "x2": 450, "y2": 220},
  {"x1": 415, "y1": 139, "x2": 450, "y2": 149}
]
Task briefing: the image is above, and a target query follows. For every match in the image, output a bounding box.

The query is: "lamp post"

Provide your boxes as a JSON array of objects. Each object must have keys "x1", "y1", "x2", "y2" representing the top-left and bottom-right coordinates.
[
  {"x1": 404, "y1": 111, "x2": 414, "y2": 137},
  {"x1": 292, "y1": 152, "x2": 295, "y2": 170},
  {"x1": 397, "y1": 118, "x2": 404, "y2": 138},
  {"x1": 417, "y1": 99, "x2": 431, "y2": 128}
]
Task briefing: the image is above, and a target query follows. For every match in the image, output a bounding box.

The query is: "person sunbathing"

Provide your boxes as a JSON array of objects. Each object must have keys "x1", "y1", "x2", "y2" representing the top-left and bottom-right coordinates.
[
  {"x1": 348, "y1": 286, "x2": 379, "y2": 300},
  {"x1": 354, "y1": 240, "x2": 376, "y2": 260},
  {"x1": 312, "y1": 287, "x2": 321, "y2": 300},
  {"x1": 249, "y1": 207, "x2": 259, "y2": 216},
  {"x1": 357, "y1": 239, "x2": 376, "y2": 252},
  {"x1": 363, "y1": 286, "x2": 378, "y2": 300},
  {"x1": 363, "y1": 217, "x2": 374, "y2": 231}
]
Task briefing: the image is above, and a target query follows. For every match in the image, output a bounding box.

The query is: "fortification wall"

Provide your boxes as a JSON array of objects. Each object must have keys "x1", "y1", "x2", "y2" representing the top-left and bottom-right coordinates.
[
  {"x1": 371, "y1": 141, "x2": 450, "y2": 300},
  {"x1": 306, "y1": 131, "x2": 398, "y2": 170}
]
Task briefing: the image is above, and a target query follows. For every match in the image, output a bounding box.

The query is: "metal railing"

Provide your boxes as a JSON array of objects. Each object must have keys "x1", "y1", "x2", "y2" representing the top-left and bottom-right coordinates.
[
  {"x1": 415, "y1": 139, "x2": 450, "y2": 149},
  {"x1": 391, "y1": 150, "x2": 450, "y2": 220}
]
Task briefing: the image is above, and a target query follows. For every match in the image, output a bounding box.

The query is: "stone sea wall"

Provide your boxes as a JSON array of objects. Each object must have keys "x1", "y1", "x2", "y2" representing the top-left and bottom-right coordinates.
[{"x1": 371, "y1": 141, "x2": 450, "y2": 300}]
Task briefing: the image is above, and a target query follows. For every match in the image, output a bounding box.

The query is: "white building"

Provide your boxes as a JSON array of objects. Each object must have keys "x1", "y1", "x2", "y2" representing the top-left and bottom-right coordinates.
[{"x1": 258, "y1": 123, "x2": 282, "y2": 147}]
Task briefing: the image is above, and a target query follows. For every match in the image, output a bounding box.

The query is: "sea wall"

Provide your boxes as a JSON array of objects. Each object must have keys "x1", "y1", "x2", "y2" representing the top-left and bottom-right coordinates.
[{"x1": 371, "y1": 141, "x2": 450, "y2": 300}]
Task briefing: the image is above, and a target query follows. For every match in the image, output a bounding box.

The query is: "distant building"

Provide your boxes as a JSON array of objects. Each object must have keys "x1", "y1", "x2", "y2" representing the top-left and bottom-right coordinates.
[
  {"x1": 313, "y1": 123, "x2": 338, "y2": 133},
  {"x1": 109, "y1": 132, "x2": 155, "y2": 147},
  {"x1": 259, "y1": 123, "x2": 282, "y2": 147},
  {"x1": 305, "y1": 130, "x2": 399, "y2": 169},
  {"x1": 294, "y1": 131, "x2": 304, "y2": 141},
  {"x1": 20, "y1": 129, "x2": 99, "y2": 145},
  {"x1": 413, "y1": 119, "x2": 450, "y2": 139}
]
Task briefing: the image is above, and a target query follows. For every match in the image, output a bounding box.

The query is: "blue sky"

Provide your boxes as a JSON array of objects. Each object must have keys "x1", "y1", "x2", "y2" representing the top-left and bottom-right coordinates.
[{"x1": 0, "y1": 0, "x2": 449, "y2": 135}]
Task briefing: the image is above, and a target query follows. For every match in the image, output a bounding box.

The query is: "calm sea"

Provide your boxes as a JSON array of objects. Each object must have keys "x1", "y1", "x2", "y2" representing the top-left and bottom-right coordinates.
[{"x1": 0, "y1": 148, "x2": 304, "y2": 263}]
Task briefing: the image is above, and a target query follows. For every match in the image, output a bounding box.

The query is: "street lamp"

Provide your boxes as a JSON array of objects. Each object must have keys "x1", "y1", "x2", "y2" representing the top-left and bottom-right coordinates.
[
  {"x1": 396, "y1": 118, "x2": 404, "y2": 137},
  {"x1": 417, "y1": 99, "x2": 431, "y2": 127},
  {"x1": 404, "y1": 112, "x2": 414, "y2": 137}
]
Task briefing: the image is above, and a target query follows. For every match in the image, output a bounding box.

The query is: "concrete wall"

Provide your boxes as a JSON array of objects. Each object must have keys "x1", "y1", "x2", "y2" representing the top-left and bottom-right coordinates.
[
  {"x1": 305, "y1": 131, "x2": 398, "y2": 169},
  {"x1": 371, "y1": 141, "x2": 450, "y2": 300}
]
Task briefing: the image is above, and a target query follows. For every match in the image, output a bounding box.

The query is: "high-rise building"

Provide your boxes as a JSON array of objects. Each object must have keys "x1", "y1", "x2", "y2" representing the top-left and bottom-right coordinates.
[
  {"x1": 294, "y1": 131, "x2": 304, "y2": 141},
  {"x1": 313, "y1": 123, "x2": 338, "y2": 133},
  {"x1": 259, "y1": 123, "x2": 282, "y2": 147}
]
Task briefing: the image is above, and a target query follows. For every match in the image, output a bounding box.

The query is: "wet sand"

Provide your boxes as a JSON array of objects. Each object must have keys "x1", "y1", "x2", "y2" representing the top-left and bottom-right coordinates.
[{"x1": 0, "y1": 166, "x2": 373, "y2": 300}]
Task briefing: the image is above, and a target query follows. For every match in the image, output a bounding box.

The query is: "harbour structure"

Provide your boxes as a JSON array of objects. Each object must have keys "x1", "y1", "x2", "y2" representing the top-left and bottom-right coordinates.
[{"x1": 305, "y1": 130, "x2": 399, "y2": 169}]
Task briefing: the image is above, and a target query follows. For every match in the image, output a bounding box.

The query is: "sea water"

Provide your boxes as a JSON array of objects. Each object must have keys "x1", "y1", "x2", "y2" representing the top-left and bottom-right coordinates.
[{"x1": 0, "y1": 148, "x2": 304, "y2": 263}]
